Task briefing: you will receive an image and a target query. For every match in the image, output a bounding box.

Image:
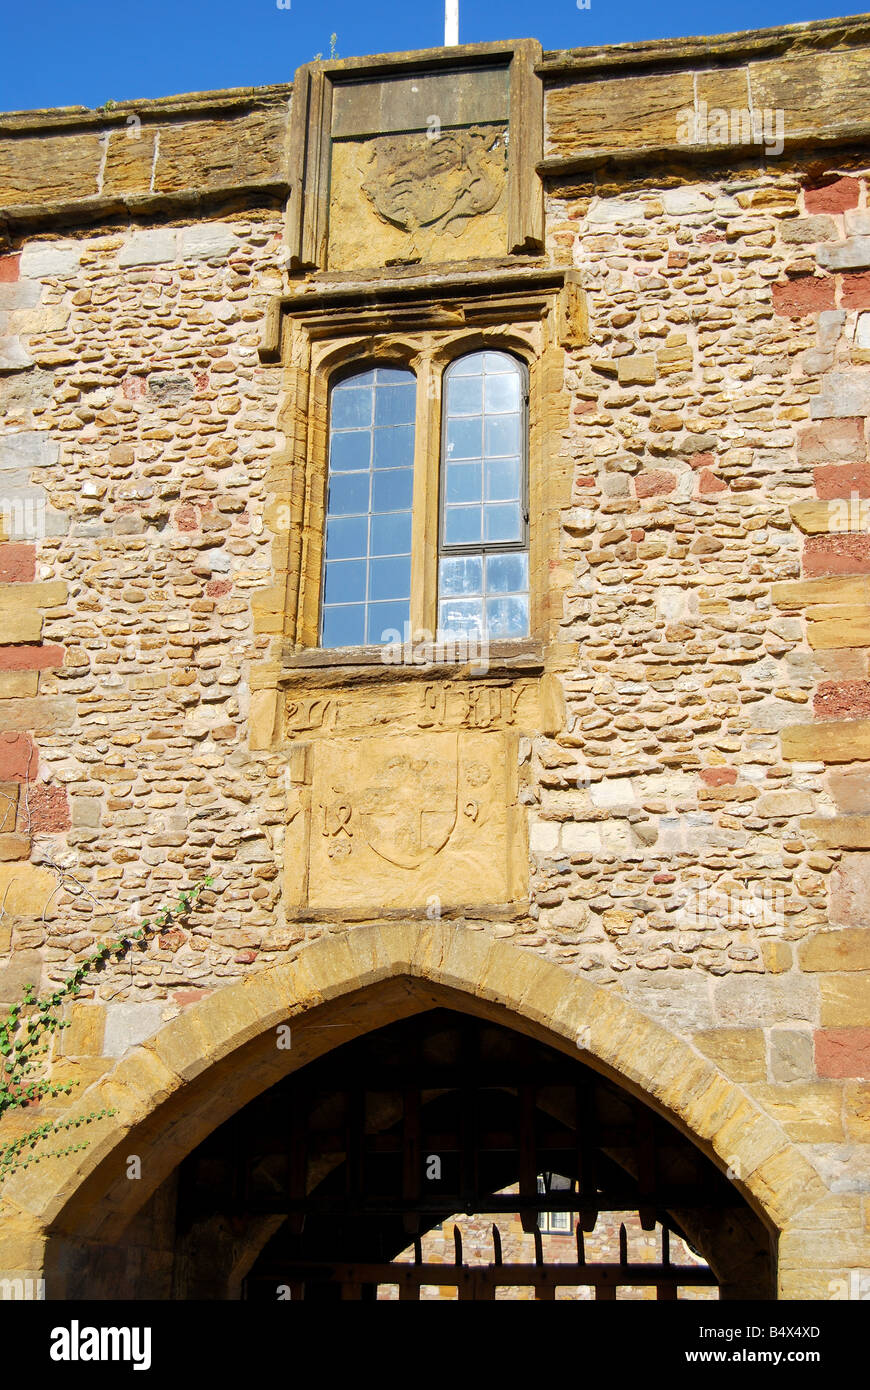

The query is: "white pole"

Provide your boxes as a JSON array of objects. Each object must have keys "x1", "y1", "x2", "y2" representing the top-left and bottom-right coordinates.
[{"x1": 445, "y1": 0, "x2": 458, "y2": 46}]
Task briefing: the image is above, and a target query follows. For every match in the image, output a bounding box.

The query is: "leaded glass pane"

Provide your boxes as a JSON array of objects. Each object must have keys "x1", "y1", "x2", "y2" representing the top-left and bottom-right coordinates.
[
  {"x1": 438, "y1": 351, "x2": 528, "y2": 641},
  {"x1": 321, "y1": 366, "x2": 416, "y2": 647},
  {"x1": 437, "y1": 546, "x2": 529, "y2": 642}
]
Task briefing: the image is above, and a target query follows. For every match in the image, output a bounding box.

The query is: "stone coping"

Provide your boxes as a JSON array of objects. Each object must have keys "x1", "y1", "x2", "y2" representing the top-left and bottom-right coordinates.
[
  {"x1": 540, "y1": 12, "x2": 870, "y2": 76},
  {"x1": 2, "y1": 15, "x2": 869, "y2": 125},
  {"x1": 0, "y1": 83, "x2": 295, "y2": 130}
]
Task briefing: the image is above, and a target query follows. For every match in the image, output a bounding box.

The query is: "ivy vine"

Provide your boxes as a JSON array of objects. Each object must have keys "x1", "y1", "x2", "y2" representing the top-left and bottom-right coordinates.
[{"x1": 0, "y1": 876, "x2": 214, "y2": 1178}]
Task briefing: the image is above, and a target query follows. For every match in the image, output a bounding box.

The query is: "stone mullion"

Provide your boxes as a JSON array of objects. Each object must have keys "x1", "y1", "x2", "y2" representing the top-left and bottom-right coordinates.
[
  {"x1": 411, "y1": 346, "x2": 438, "y2": 641},
  {"x1": 296, "y1": 359, "x2": 329, "y2": 648},
  {"x1": 534, "y1": 338, "x2": 573, "y2": 656}
]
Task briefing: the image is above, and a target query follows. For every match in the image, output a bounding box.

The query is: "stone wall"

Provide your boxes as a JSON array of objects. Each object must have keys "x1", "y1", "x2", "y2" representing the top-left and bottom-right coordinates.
[
  {"x1": 1, "y1": 14, "x2": 869, "y2": 1298},
  {"x1": 536, "y1": 161, "x2": 870, "y2": 1213}
]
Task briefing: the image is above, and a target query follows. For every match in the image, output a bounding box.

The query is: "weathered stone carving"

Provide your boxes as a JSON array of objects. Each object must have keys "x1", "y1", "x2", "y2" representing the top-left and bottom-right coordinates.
[
  {"x1": 361, "y1": 126, "x2": 506, "y2": 238},
  {"x1": 286, "y1": 695, "x2": 333, "y2": 733},
  {"x1": 301, "y1": 728, "x2": 515, "y2": 910},
  {"x1": 352, "y1": 735, "x2": 460, "y2": 870},
  {"x1": 327, "y1": 124, "x2": 508, "y2": 268},
  {"x1": 281, "y1": 678, "x2": 541, "y2": 912}
]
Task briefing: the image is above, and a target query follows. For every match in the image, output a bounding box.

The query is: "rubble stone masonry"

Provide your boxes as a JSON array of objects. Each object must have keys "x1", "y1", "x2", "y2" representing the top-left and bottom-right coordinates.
[{"x1": 1, "y1": 13, "x2": 869, "y2": 1297}]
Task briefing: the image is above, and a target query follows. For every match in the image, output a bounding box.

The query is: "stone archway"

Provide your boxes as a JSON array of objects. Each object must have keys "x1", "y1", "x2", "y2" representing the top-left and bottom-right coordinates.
[{"x1": 0, "y1": 923, "x2": 835, "y2": 1297}]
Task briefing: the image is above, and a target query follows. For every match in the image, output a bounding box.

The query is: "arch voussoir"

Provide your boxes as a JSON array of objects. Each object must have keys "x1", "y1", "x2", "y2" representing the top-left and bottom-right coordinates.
[{"x1": 0, "y1": 923, "x2": 833, "y2": 1294}]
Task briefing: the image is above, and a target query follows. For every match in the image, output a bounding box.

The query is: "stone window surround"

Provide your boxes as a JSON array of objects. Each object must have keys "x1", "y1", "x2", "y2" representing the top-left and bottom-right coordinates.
[
  {"x1": 259, "y1": 264, "x2": 580, "y2": 680},
  {"x1": 285, "y1": 39, "x2": 544, "y2": 273}
]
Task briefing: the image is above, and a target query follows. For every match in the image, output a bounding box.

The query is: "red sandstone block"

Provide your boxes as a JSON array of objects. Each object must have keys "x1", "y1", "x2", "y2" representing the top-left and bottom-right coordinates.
[
  {"x1": 27, "y1": 783, "x2": 70, "y2": 833},
  {"x1": 635, "y1": 470, "x2": 676, "y2": 498},
  {"x1": 799, "y1": 419, "x2": 866, "y2": 465},
  {"x1": 698, "y1": 468, "x2": 727, "y2": 495},
  {"x1": 0, "y1": 543, "x2": 36, "y2": 582},
  {"x1": 815, "y1": 462, "x2": 870, "y2": 498},
  {"x1": 803, "y1": 534, "x2": 870, "y2": 576},
  {"x1": 815, "y1": 1027, "x2": 870, "y2": 1078},
  {"x1": 815, "y1": 680, "x2": 870, "y2": 721},
  {"x1": 804, "y1": 176, "x2": 862, "y2": 214},
  {"x1": 174, "y1": 988, "x2": 212, "y2": 1007},
  {"x1": 700, "y1": 767, "x2": 737, "y2": 786},
  {"x1": 206, "y1": 579, "x2": 232, "y2": 598},
  {"x1": 0, "y1": 254, "x2": 20, "y2": 283},
  {"x1": 842, "y1": 271, "x2": 870, "y2": 310},
  {"x1": 174, "y1": 504, "x2": 199, "y2": 532},
  {"x1": 0, "y1": 644, "x2": 64, "y2": 670},
  {"x1": 0, "y1": 733, "x2": 37, "y2": 782},
  {"x1": 830, "y1": 855, "x2": 870, "y2": 926},
  {"x1": 688, "y1": 452, "x2": 715, "y2": 470},
  {"x1": 575, "y1": 475, "x2": 595, "y2": 487},
  {"x1": 771, "y1": 277, "x2": 836, "y2": 317}
]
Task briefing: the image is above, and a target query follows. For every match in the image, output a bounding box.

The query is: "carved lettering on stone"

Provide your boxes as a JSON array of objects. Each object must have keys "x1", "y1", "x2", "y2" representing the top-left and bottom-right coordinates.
[{"x1": 286, "y1": 696, "x2": 333, "y2": 734}]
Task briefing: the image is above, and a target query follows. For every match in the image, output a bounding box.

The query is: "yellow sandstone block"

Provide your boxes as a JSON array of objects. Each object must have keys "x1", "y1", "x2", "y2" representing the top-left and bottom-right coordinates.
[
  {"x1": 61, "y1": 1003, "x2": 106, "y2": 1057},
  {"x1": 820, "y1": 976, "x2": 870, "y2": 1026},
  {"x1": 761, "y1": 940, "x2": 793, "y2": 973},
  {"x1": 752, "y1": 1082, "x2": 845, "y2": 1142},
  {"x1": 789, "y1": 500, "x2": 855, "y2": 534},
  {"x1": 800, "y1": 815, "x2": 870, "y2": 848},
  {"x1": 0, "y1": 608, "x2": 43, "y2": 642},
  {"x1": 0, "y1": 862, "x2": 59, "y2": 917},
  {"x1": 772, "y1": 576, "x2": 870, "y2": 608},
  {"x1": 799, "y1": 926, "x2": 870, "y2": 972},
  {"x1": 0, "y1": 581, "x2": 67, "y2": 609},
  {"x1": 0, "y1": 672, "x2": 38, "y2": 697},
  {"x1": 844, "y1": 1083, "x2": 870, "y2": 1141},
  {"x1": 807, "y1": 613, "x2": 870, "y2": 648},
  {"x1": 782, "y1": 719, "x2": 870, "y2": 762},
  {"x1": 693, "y1": 1028, "x2": 767, "y2": 1083},
  {"x1": 248, "y1": 688, "x2": 280, "y2": 750}
]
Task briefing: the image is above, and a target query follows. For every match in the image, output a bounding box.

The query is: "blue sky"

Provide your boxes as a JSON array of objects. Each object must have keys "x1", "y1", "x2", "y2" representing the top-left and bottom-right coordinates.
[{"x1": 1, "y1": 0, "x2": 865, "y2": 113}]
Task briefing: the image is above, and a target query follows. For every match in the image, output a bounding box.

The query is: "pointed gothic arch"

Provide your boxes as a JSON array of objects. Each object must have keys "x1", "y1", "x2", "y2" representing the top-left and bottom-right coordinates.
[{"x1": 0, "y1": 923, "x2": 833, "y2": 1297}]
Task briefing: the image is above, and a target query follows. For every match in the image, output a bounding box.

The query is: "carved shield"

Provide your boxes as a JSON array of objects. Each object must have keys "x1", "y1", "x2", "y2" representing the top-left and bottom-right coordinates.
[
  {"x1": 355, "y1": 735, "x2": 459, "y2": 870},
  {"x1": 361, "y1": 128, "x2": 505, "y2": 238}
]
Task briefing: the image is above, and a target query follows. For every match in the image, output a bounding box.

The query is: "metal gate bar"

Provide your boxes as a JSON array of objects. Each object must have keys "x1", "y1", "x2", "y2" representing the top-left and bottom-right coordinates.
[{"x1": 275, "y1": 1262, "x2": 717, "y2": 1295}]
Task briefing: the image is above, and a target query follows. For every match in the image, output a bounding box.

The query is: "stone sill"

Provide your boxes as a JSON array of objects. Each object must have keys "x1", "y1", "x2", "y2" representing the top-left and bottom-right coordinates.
[
  {"x1": 279, "y1": 638, "x2": 545, "y2": 688},
  {"x1": 287, "y1": 901, "x2": 530, "y2": 923}
]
